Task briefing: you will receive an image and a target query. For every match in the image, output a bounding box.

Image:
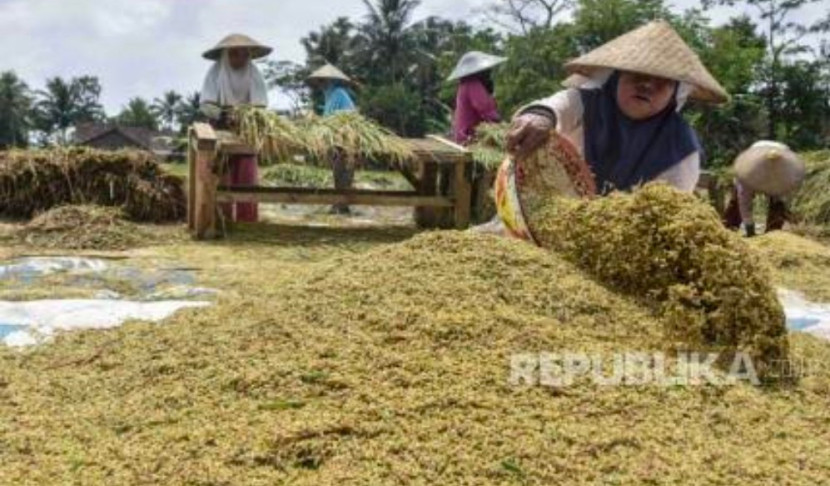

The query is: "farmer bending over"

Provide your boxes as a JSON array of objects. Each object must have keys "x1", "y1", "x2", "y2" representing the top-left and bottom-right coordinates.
[
  {"x1": 199, "y1": 33, "x2": 271, "y2": 223},
  {"x1": 724, "y1": 141, "x2": 805, "y2": 237},
  {"x1": 507, "y1": 21, "x2": 729, "y2": 195}
]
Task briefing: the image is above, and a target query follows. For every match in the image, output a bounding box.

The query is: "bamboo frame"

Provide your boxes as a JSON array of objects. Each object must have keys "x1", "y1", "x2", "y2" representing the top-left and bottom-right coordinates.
[{"x1": 187, "y1": 123, "x2": 473, "y2": 239}]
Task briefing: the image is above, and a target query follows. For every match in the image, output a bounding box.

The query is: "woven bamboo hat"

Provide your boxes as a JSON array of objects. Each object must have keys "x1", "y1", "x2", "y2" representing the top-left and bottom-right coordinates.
[
  {"x1": 734, "y1": 141, "x2": 806, "y2": 197},
  {"x1": 308, "y1": 63, "x2": 353, "y2": 84},
  {"x1": 447, "y1": 51, "x2": 507, "y2": 81},
  {"x1": 565, "y1": 20, "x2": 729, "y2": 104},
  {"x1": 203, "y1": 33, "x2": 272, "y2": 61}
]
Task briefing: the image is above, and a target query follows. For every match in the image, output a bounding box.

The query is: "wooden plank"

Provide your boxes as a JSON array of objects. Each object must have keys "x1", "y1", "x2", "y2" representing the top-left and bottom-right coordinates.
[
  {"x1": 192, "y1": 123, "x2": 216, "y2": 150},
  {"x1": 216, "y1": 130, "x2": 256, "y2": 156},
  {"x1": 452, "y1": 158, "x2": 472, "y2": 228},
  {"x1": 407, "y1": 138, "x2": 469, "y2": 164},
  {"x1": 193, "y1": 134, "x2": 219, "y2": 239},
  {"x1": 216, "y1": 186, "x2": 454, "y2": 207},
  {"x1": 187, "y1": 134, "x2": 196, "y2": 230},
  {"x1": 398, "y1": 166, "x2": 420, "y2": 189}
]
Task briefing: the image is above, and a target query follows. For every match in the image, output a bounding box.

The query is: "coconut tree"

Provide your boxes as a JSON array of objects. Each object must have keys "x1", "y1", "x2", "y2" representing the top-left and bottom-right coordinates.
[
  {"x1": 356, "y1": 0, "x2": 422, "y2": 84},
  {"x1": 117, "y1": 97, "x2": 159, "y2": 131},
  {"x1": 174, "y1": 92, "x2": 203, "y2": 135},
  {"x1": 0, "y1": 71, "x2": 32, "y2": 148},
  {"x1": 33, "y1": 76, "x2": 105, "y2": 145},
  {"x1": 152, "y1": 90, "x2": 183, "y2": 132}
]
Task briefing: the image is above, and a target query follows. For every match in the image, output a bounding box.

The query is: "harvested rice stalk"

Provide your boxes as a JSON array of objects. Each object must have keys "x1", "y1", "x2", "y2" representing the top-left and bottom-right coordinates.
[
  {"x1": 467, "y1": 122, "x2": 509, "y2": 170},
  {"x1": 0, "y1": 147, "x2": 185, "y2": 222},
  {"x1": 18, "y1": 205, "x2": 149, "y2": 250},
  {"x1": 792, "y1": 152, "x2": 830, "y2": 226},
  {"x1": 298, "y1": 112, "x2": 415, "y2": 168},
  {"x1": 532, "y1": 183, "x2": 789, "y2": 378},
  {"x1": 233, "y1": 106, "x2": 307, "y2": 162}
]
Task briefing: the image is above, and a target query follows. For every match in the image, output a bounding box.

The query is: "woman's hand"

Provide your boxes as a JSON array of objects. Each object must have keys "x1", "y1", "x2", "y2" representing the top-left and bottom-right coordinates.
[{"x1": 507, "y1": 114, "x2": 554, "y2": 159}]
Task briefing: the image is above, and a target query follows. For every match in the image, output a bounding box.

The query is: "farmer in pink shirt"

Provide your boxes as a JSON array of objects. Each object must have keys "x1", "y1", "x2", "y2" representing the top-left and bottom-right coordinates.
[{"x1": 448, "y1": 51, "x2": 506, "y2": 145}]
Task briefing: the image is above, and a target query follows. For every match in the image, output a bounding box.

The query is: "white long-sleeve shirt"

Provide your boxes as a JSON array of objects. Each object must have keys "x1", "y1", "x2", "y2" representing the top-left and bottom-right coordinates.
[{"x1": 522, "y1": 89, "x2": 701, "y2": 192}]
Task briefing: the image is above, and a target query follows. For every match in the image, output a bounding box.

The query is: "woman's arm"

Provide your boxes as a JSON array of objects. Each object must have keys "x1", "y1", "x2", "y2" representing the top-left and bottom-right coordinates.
[
  {"x1": 654, "y1": 152, "x2": 700, "y2": 193},
  {"x1": 507, "y1": 89, "x2": 582, "y2": 157},
  {"x1": 467, "y1": 81, "x2": 500, "y2": 122}
]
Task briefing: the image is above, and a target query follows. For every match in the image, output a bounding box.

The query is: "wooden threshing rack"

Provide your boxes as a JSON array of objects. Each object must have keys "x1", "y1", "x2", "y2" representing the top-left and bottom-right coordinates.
[{"x1": 186, "y1": 122, "x2": 474, "y2": 239}]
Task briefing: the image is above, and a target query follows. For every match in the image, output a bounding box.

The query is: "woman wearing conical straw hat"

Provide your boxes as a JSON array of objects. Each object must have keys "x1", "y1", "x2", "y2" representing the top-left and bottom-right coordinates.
[
  {"x1": 448, "y1": 51, "x2": 507, "y2": 145},
  {"x1": 199, "y1": 33, "x2": 272, "y2": 223},
  {"x1": 507, "y1": 20, "x2": 729, "y2": 195},
  {"x1": 308, "y1": 63, "x2": 358, "y2": 215},
  {"x1": 723, "y1": 141, "x2": 805, "y2": 236}
]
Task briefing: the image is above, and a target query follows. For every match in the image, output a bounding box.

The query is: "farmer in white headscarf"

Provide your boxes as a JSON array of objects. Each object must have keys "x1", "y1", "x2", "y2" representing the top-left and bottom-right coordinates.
[{"x1": 199, "y1": 33, "x2": 271, "y2": 223}]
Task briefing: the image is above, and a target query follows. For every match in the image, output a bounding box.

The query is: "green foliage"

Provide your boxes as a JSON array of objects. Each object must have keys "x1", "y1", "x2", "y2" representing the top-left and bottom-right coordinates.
[
  {"x1": 0, "y1": 71, "x2": 32, "y2": 149},
  {"x1": 151, "y1": 91, "x2": 183, "y2": 132},
  {"x1": 357, "y1": 83, "x2": 427, "y2": 137},
  {"x1": 32, "y1": 76, "x2": 105, "y2": 145},
  {"x1": 117, "y1": 97, "x2": 159, "y2": 131},
  {"x1": 496, "y1": 24, "x2": 577, "y2": 115}
]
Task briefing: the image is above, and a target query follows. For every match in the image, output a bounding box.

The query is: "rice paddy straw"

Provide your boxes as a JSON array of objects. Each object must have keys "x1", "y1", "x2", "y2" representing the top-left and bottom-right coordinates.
[
  {"x1": 232, "y1": 108, "x2": 414, "y2": 168},
  {"x1": 17, "y1": 205, "x2": 150, "y2": 251},
  {"x1": 1, "y1": 229, "x2": 829, "y2": 484},
  {"x1": 0, "y1": 147, "x2": 185, "y2": 222},
  {"x1": 531, "y1": 183, "x2": 789, "y2": 378},
  {"x1": 792, "y1": 151, "x2": 830, "y2": 226},
  {"x1": 233, "y1": 106, "x2": 307, "y2": 162},
  {"x1": 467, "y1": 122, "x2": 509, "y2": 170},
  {"x1": 299, "y1": 112, "x2": 414, "y2": 168}
]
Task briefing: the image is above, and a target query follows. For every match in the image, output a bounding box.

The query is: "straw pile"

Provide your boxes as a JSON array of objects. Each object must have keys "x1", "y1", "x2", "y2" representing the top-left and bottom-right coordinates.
[
  {"x1": 0, "y1": 148, "x2": 185, "y2": 222},
  {"x1": 532, "y1": 183, "x2": 789, "y2": 378},
  {"x1": 233, "y1": 107, "x2": 414, "y2": 168},
  {"x1": 792, "y1": 151, "x2": 830, "y2": 226},
  {"x1": 1, "y1": 230, "x2": 829, "y2": 485},
  {"x1": 18, "y1": 205, "x2": 150, "y2": 250}
]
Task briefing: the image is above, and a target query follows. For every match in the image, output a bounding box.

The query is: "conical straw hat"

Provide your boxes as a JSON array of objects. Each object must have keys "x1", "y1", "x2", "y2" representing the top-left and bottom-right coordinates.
[
  {"x1": 565, "y1": 20, "x2": 729, "y2": 104},
  {"x1": 203, "y1": 33, "x2": 272, "y2": 61},
  {"x1": 447, "y1": 51, "x2": 507, "y2": 81},
  {"x1": 308, "y1": 63, "x2": 353, "y2": 84},
  {"x1": 734, "y1": 141, "x2": 806, "y2": 197}
]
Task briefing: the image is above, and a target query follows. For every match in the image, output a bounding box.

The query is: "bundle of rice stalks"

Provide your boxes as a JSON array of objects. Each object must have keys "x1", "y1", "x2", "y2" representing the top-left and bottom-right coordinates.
[
  {"x1": 18, "y1": 205, "x2": 149, "y2": 250},
  {"x1": 792, "y1": 152, "x2": 830, "y2": 226},
  {"x1": 298, "y1": 112, "x2": 415, "y2": 168},
  {"x1": 233, "y1": 106, "x2": 307, "y2": 162},
  {"x1": 532, "y1": 183, "x2": 788, "y2": 378},
  {"x1": 0, "y1": 147, "x2": 185, "y2": 223},
  {"x1": 467, "y1": 122, "x2": 509, "y2": 169}
]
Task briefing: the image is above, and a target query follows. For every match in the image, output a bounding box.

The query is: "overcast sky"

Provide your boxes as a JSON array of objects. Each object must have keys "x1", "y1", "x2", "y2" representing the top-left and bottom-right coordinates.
[{"x1": 0, "y1": 0, "x2": 824, "y2": 113}]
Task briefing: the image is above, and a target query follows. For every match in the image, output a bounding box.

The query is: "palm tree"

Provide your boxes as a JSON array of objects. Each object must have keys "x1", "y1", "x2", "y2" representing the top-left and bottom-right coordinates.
[
  {"x1": 357, "y1": 0, "x2": 422, "y2": 83},
  {"x1": 0, "y1": 71, "x2": 32, "y2": 148},
  {"x1": 152, "y1": 90, "x2": 183, "y2": 132},
  {"x1": 33, "y1": 76, "x2": 104, "y2": 145},
  {"x1": 174, "y1": 92, "x2": 203, "y2": 134},
  {"x1": 117, "y1": 97, "x2": 159, "y2": 131}
]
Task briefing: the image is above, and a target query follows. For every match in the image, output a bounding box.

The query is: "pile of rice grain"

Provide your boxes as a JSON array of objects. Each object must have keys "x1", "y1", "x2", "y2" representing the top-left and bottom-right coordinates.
[
  {"x1": 18, "y1": 205, "x2": 149, "y2": 250},
  {"x1": 1, "y1": 230, "x2": 828, "y2": 485},
  {"x1": 532, "y1": 183, "x2": 789, "y2": 378}
]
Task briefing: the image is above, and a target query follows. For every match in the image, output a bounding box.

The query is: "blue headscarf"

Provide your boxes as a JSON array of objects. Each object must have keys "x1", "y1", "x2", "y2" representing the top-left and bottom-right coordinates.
[{"x1": 580, "y1": 72, "x2": 701, "y2": 194}]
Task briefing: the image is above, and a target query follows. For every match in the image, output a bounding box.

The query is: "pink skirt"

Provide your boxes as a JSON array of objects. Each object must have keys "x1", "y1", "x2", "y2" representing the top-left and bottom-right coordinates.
[{"x1": 220, "y1": 155, "x2": 258, "y2": 222}]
